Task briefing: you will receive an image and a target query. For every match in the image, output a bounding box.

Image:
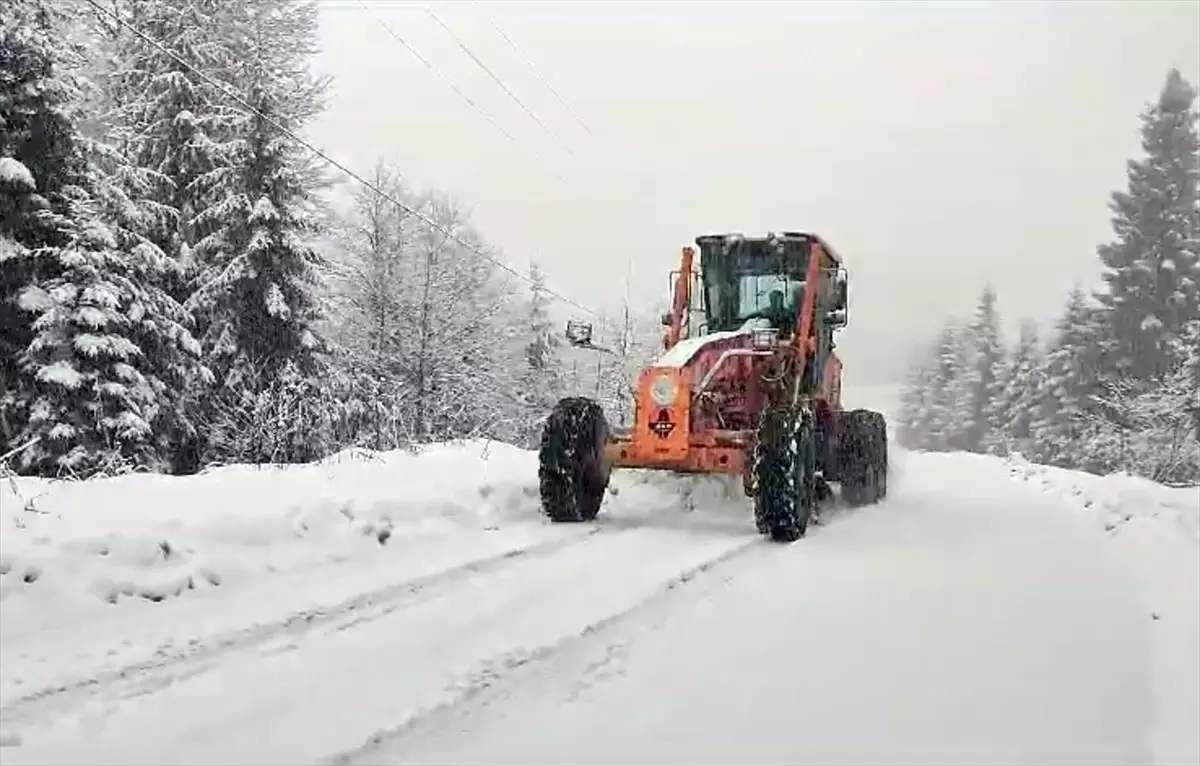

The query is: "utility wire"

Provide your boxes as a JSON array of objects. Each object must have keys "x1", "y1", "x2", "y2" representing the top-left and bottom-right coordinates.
[
  {"x1": 477, "y1": 5, "x2": 594, "y2": 137},
  {"x1": 352, "y1": 0, "x2": 566, "y2": 182},
  {"x1": 423, "y1": 8, "x2": 574, "y2": 158},
  {"x1": 352, "y1": 0, "x2": 519, "y2": 153},
  {"x1": 80, "y1": 0, "x2": 600, "y2": 319}
]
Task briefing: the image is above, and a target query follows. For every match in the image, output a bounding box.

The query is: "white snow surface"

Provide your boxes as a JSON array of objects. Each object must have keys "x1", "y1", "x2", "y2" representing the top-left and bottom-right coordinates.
[{"x1": 0, "y1": 414, "x2": 1196, "y2": 765}]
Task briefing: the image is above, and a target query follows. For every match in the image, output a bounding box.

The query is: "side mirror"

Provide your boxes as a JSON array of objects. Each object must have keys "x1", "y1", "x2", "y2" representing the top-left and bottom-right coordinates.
[
  {"x1": 566, "y1": 320, "x2": 593, "y2": 346},
  {"x1": 660, "y1": 312, "x2": 673, "y2": 327},
  {"x1": 826, "y1": 266, "x2": 848, "y2": 329}
]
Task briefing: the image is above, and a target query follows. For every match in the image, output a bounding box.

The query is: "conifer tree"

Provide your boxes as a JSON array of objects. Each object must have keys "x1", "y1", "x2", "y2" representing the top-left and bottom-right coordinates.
[
  {"x1": 187, "y1": 0, "x2": 330, "y2": 393},
  {"x1": 1031, "y1": 286, "x2": 1107, "y2": 469},
  {"x1": 954, "y1": 284, "x2": 1006, "y2": 453},
  {"x1": 2, "y1": 0, "x2": 202, "y2": 474},
  {"x1": 1095, "y1": 69, "x2": 1200, "y2": 382},
  {"x1": 985, "y1": 320, "x2": 1042, "y2": 458}
]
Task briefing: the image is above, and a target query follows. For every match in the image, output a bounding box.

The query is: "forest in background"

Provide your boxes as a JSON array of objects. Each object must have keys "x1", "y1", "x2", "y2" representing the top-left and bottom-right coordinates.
[
  {"x1": 897, "y1": 69, "x2": 1199, "y2": 485},
  {"x1": 1, "y1": 0, "x2": 660, "y2": 478}
]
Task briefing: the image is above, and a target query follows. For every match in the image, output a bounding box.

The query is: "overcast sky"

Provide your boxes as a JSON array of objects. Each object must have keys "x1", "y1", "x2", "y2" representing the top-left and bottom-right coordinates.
[{"x1": 309, "y1": 0, "x2": 1200, "y2": 384}]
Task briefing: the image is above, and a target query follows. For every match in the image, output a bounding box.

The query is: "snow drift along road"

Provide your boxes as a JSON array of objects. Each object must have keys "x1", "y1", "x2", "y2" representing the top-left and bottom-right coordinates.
[{"x1": 0, "y1": 415, "x2": 1196, "y2": 764}]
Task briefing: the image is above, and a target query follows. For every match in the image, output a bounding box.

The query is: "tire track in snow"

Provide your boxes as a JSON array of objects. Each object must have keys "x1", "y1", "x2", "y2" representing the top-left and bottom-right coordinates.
[
  {"x1": 323, "y1": 534, "x2": 763, "y2": 766},
  {"x1": 0, "y1": 524, "x2": 613, "y2": 727},
  {"x1": 324, "y1": 501, "x2": 898, "y2": 765}
]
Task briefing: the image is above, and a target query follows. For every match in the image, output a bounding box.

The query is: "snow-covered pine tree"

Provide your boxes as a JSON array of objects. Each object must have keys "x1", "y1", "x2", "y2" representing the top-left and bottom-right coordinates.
[
  {"x1": 1095, "y1": 69, "x2": 1200, "y2": 383},
  {"x1": 517, "y1": 260, "x2": 566, "y2": 447},
  {"x1": 187, "y1": 0, "x2": 331, "y2": 462},
  {"x1": 1, "y1": 0, "x2": 203, "y2": 475},
  {"x1": 101, "y1": 0, "x2": 233, "y2": 289},
  {"x1": 85, "y1": 132, "x2": 209, "y2": 472},
  {"x1": 0, "y1": 157, "x2": 36, "y2": 449},
  {"x1": 954, "y1": 284, "x2": 1006, "y2": 453},
  {"x1": 1, "y1": 0, "x2": 84, "y2": 450},
  {"x1": 896, "y1": 342, "x2": 938, "y2": 450},
  {"x1": 69, "y1": 0, "x2": 219, "y2": 472},
  {"x1": 924, "y1": 320, "x2": 968, "y2": 452},
  {"x1": 1030, "y1": 285, "x2": 1107, "y2": 470},
  {"x1": 984, "y1": 320, "x2": 1042, "y2": 458}
]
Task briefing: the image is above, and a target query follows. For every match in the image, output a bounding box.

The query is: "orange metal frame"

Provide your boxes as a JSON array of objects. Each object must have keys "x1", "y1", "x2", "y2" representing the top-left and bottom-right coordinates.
[
  {"x1": 606, "y1": 238, "x2": 842, "y2": 479},
  {"x1": 605, "y1": 365, "x2": 749, "y2": 475}
]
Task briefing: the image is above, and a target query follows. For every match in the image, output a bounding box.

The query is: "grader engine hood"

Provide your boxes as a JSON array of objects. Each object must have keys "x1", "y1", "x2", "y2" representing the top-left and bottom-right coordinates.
[
  {"x1": 651, "y1": 318, "x2": 772, "y2": 370},
  {"x1": 627, "y1": 320, "x2": 770, "y2": 464}
]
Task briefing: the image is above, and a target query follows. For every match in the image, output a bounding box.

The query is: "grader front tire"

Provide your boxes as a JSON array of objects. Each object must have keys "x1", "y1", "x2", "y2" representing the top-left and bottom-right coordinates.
[
  {"x1": 752, "y1": 406, "x2": 818, "y2": 543},
  {"x1": 538, "y1": 397, "x2": 611, "y2": 523}
]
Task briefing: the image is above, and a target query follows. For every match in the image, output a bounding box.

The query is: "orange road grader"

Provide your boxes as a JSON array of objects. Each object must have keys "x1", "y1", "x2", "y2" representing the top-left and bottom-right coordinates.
[{"x1": 538, "y1": 232, "x2": 888, "y2": 542}]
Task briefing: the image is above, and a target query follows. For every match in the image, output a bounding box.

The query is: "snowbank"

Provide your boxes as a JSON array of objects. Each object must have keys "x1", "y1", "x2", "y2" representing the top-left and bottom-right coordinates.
[
  {"x1": 0, "y1": 441, "x2": 555, "y2": 697},
  {"x1": 1006, "y1": 455, "x2": 1198, "y2": 542},
  {"x1": 1, "y1": 441, "x2": 537, "y2": 614}
]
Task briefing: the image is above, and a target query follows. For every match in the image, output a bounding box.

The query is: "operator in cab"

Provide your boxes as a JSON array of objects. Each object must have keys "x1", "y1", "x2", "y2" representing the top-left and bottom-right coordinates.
[{"x1": 762, "y1": 289, "x2": 795, "y2": 335}]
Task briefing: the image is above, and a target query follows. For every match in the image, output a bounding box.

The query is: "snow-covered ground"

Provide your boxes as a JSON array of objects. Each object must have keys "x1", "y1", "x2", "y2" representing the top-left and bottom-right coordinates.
[{"x1": 0, "y1": 390, "x2": 1196, "y2": 765}]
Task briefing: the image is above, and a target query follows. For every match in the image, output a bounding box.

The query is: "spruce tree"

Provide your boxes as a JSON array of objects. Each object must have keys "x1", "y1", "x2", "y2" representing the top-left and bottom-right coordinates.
[
  {"x1": 985, "y1": 320, "x2": 1042, "y2": 458},
  {"x1": 896, "y1": 343, "x2": 938, "y2": 450},
  {"x1": 1, "y1": 0, "x2": 202, "y2": 474},
  {"x1": 924, "y1": 321, "x2": 967, "y2": 451},
  {"x1": 103, "y1": 0, "x2": 233, "y2": 283},
  {"x1": 1096, "y1": 69, "x2": 1200, "y2": 382},
  {"x1": 1, "y1": 0, "x2": 84, "y2": 449},
  {"x1": 1030, "y1": 286, "x2": 1107, "y2": 469},
  {"x1": 955, "y1": 284, "x2": 1006, "y2": 453},
  {"x1": 187, "y1": 0, "x2": 329, "y2": 392}
]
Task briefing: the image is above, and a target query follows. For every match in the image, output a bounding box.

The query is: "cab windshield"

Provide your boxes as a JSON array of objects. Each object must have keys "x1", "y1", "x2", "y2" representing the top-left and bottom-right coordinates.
[
  {"x1": 698, "y1": 236, "x2": 810, "y2": 333},
  {"x1": 737, "y1": 273, "x2": 803, "y2": 325}
]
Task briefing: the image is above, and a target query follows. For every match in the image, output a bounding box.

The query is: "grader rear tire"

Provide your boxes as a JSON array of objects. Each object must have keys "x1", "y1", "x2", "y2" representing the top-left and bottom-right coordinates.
[
  {"x1": 838, "y1": 408, "x2": 888, "y2": 506},
  {"x1": 753, "y1": 406, "x2": 818, "y2": 543},
  {"x1": 538, "y1": 397, "x2": 611, "y2": 523}
]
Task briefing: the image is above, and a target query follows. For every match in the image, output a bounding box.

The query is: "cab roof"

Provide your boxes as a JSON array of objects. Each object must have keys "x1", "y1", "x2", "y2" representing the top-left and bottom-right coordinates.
[{"x1": 694, "y1": 231, "x2": 843, "y2": 266}]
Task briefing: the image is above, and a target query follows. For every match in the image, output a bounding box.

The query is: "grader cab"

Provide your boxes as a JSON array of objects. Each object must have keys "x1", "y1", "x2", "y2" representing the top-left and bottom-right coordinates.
[{"x1": 538, "y1": 232, "x2": 889, "y2": 542}]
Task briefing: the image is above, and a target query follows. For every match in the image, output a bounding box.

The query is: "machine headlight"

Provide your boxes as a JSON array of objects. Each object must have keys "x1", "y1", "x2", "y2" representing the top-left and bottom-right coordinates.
[
  {"x1": 649, "y1": 374, "x2": 677, "y2": 406},
  {"x1": 751, "y1": 327, "x2": 776, "y2": 349}
]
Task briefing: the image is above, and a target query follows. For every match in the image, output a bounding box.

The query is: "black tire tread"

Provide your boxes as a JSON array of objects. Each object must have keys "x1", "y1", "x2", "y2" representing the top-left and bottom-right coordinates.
[
  {"x1": 837, "y1": 408, "x2": 888, "y2": 506},
  {"x1": 753, "y1": 406, "x2": 817, "y2": 543},
  {"x1": 538, "y1": 397, "x2": 610, "y2": 523}
]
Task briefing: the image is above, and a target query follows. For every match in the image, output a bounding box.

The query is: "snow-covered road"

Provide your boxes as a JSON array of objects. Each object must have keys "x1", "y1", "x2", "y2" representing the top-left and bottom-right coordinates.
[
  {"x1": 361, "y1": 456, "x2": 1159, "y2": 766},
  {"x1": 1, "y1": 433, "x2": 1196, "y2": 765}
]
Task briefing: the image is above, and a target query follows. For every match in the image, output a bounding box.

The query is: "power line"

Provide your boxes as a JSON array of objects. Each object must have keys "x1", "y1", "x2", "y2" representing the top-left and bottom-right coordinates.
[
  {"x1": 422, "y1": 8, "x2": 574, "y2": 158},
  {"x1": 351, "y1": 1, "x2": 567, "y2": 183},
  {"x1": 476, "y1": 5, "x2": 594, "y2": 138},
  {"x1": 80, "y1": 0, "x2": 600, "y2": 319},
  {"x1": 350, "y1": 0, "x2": 522, "y2": 156}
]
